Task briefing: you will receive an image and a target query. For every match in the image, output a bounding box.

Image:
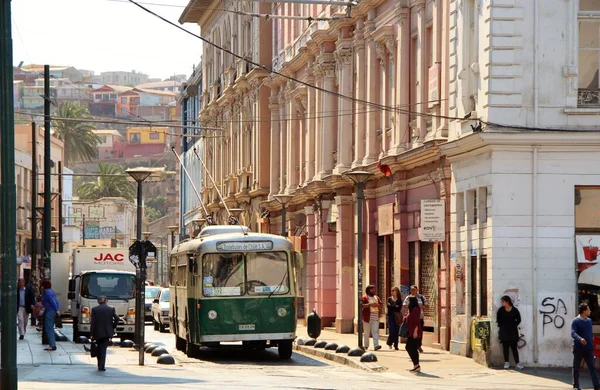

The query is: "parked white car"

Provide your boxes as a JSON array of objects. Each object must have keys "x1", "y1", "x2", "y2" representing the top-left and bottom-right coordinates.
[{"x1": 152, "y1": 288, "x2": 170, "y2": 332}]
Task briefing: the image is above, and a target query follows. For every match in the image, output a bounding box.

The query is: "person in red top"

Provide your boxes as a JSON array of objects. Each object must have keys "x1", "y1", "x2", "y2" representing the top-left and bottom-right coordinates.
[
  {"x1": 361, "y1": 285, "x2": 382, "y2": 351},
  {"x1": 405, "y1": 296, "x2": 423, "y2": 372}
]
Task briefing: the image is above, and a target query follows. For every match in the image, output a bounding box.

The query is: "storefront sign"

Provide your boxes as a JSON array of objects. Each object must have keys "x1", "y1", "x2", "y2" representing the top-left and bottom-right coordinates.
[
  {"x1": 420, "y1": 199, "x2": 445, "y2": 242},
  {"x1": 378, "y1": 203, "x2": 394, "y2": 236},
  {"x1": 576, "y1": 235, "x2": 600, "y2": 272}
]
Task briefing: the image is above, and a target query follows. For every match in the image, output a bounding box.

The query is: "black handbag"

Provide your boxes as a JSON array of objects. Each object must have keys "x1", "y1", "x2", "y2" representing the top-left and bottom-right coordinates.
[
  {"x1": 90, "y1": 341, "x2": 98, "y2": 358},
  {"x1": 55, "y1": 316, "x2": 63, "y2": 328}
]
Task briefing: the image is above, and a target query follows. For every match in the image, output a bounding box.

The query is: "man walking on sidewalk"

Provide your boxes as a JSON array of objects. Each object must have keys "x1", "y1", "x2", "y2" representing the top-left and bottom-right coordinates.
[
  {"x1": 90, "y1": 296, "x2": 120, "y2": 372},
  {"x1": 17, "y1": 278, "x2": 35, "y2": 340},
  {"x1": 571, "y1": 302, "x2": 600, "y2": 390},
  {"x1": 404, "y1": 285, "x2": 428, "y2": 353},
  {"x1": 362, "y1": 285, "x2": 382, "y2": 351}
]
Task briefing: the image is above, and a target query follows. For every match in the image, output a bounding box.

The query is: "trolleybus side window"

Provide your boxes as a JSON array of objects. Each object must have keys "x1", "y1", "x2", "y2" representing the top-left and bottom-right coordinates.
[
  {"x1": 202, "y1": 253, "x2": 244, "y2": 296},
  {"x1": 246, "y1": 252, "x2": 289, "y2": 295}
]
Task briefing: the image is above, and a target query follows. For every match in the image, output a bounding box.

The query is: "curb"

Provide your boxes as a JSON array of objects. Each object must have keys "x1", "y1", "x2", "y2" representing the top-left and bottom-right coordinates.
[{"x1": 293, "y1": 344, "x2": 387, "y2": 372}]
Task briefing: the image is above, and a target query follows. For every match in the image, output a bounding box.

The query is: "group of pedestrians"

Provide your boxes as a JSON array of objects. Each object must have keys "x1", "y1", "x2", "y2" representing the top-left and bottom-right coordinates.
[
  {"x1": 361, "y1": 284, "x2": 428, "y2": 373},
  {"x1": 15, "y1": 278, "x2": 61, "y2": 351}
]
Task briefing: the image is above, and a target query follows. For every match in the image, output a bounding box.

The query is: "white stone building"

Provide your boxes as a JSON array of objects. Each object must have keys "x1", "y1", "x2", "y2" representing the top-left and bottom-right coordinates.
[{"x1": 442, "y1": 0, "x2": 600, "y2": 367}]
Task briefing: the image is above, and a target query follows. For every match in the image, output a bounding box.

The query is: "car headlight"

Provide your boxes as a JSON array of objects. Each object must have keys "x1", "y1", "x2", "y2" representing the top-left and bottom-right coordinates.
[
  {"x1": 208, "y1": 310, "x2": 218, "y2": 320},
  {"x1": 277, "y1": 308, "x2": 287, "y2": 317}
]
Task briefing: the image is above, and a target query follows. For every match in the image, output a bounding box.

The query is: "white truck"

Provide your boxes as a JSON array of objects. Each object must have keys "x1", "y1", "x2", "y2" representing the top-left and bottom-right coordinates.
[{"x1": 68, "y1": 248, "x2": 137, "y2": 342}]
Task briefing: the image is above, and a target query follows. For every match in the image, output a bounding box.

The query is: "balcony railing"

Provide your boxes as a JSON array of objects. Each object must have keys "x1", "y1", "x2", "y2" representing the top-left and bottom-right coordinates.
[{"x1": 578, "y1": 88, "x2": 600, "y2": 107}]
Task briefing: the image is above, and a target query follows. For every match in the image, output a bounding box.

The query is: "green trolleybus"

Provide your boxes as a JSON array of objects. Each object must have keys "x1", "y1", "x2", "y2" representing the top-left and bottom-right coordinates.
[{"x1": 169, "y1": 225, "x2": 303, "y2": 359}]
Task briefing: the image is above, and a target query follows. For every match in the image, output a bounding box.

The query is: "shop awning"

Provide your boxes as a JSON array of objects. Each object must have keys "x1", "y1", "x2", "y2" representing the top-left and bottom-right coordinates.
[{"x1": 579, "y1": 263, "x2": 600, "y2": 287}]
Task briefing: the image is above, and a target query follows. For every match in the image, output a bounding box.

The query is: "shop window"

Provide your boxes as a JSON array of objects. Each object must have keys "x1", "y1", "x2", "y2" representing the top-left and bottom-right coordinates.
[
  {"x1": 470, "y1": 255, "x2": 477, "y2": 317},
  {"x1": 578, "y1": 0, "x2": 600, "y2": 106},
  {"x1": 455, "y1": 192, "x2": 465, "y2": 226},
  {"x1": 480, "y1": 254, "x2": 487, "y2": 316},
  {"x1": 478, "y1": 187, "x2": 488, "y2": 223}
]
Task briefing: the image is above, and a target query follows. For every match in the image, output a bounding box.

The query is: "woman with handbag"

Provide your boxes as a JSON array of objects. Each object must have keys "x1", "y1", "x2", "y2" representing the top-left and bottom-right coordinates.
[
  {"x1": 386, "y1": 286, "x2": 403, "y2": 350},
  {"x1": 405, "y1": 296, "x2": 423, "y2": 373}
]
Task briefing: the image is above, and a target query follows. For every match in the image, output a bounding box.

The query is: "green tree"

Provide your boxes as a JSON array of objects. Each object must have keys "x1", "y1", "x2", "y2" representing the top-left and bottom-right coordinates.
[
  {"x1": 53, "y1": 101, "x2": 101, "y2": 166},
  {"x1": 144, "y1": 206, "x2": 162, "y2": 222},
  {"x1": 146, "y1": 196, "x2": 167, "y2": 215},
  {"x1": 77, "y1": 163, "x2": 135, "y2": 202}
]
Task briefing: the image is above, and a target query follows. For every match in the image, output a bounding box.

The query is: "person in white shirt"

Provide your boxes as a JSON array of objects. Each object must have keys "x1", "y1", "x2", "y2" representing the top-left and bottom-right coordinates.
[{"x1": 361, "y1": 285, "x2": 382, "y2": 351}]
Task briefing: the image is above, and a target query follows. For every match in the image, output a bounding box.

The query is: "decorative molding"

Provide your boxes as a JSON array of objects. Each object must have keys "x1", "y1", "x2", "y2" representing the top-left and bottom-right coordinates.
[
  {"x1": 319, "y1": 61, "x2": 336, "y2": 78},
  {"x1": 375, "y1": 41, "x2": 387, "y2": 68},
  {"x1": 334, "y1": 48, "x2": 353, "y2": 66}
]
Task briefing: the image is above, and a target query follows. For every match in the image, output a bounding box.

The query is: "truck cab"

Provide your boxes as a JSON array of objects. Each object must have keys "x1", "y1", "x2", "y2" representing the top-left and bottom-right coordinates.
[{"x1": 68, "y1": 248, "x2": 137, "y2": 342}]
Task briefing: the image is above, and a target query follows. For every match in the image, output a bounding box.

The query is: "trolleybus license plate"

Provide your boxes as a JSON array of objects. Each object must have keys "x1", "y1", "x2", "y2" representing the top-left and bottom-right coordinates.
[{"x1": 239, "y1": 324, "x2": 255, "y2": 330}]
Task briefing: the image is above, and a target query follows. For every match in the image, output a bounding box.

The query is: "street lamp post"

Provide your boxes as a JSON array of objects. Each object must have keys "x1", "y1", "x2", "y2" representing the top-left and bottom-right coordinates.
[
  {"x1": 228, "y1": 208, "x2": 244, "y2": 225},
  {"x1": 273, "y1": 194, "x2": 294, "y2": 237},
  {"x1": 38, "y1": 191, "x2": 59, "y2": 279},
  {"x1": 343, "y1": 170, "x2": 372, "y2": 350},
  {"x1": 126, "y1": 167, "x2": 153, "y2": 367}
]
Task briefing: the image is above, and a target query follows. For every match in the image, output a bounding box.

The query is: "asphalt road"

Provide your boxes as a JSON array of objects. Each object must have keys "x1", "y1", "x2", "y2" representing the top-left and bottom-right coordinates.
[{"x1": 15, "y1": 322, "x2": 577, "y2": 389}]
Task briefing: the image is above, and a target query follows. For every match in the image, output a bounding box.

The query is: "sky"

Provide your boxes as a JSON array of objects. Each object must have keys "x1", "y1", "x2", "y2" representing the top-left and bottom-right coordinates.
[{"x1": 11, "y1": 0, "x2": 202, "y2": 80}]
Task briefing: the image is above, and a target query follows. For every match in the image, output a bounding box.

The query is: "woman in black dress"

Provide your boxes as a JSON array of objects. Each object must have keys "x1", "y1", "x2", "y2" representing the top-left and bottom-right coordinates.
[
  {"x1": 497, "y1": 295, "x2": 523, "y2": 370},
  {"x1": 386, "y1": 286, "x2": 402, "y2": 350}
]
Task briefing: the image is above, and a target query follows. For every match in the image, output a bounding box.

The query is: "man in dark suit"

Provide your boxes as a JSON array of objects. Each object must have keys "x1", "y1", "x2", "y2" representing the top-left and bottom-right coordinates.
[
  {"x1": 90, "y1": 296, "x2": 120, "y2": 371},
  {"x1": 17, "y1": 278, "x2": 35, "y2": 340}
]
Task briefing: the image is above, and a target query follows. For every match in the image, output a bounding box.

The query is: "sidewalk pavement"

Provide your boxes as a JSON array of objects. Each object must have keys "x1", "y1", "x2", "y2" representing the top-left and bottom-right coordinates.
[
  {"x1": 295, "y1": 325, "x2": 590, "y2": 389},
  {"x1": 6, "y1": 323, "x2": 162, "y2": 366}
]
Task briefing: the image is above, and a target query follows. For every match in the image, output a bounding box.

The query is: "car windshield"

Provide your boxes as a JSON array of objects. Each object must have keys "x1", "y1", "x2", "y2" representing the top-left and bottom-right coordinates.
[
  {"x1": 81, "y1": 273, "x2": 135, "y2": 300},
  {"x1": 160, "y1": 290, "x2": 170, "y2": 302},
  {"x1": 145, "y1": 287, "x2": 161, "y2": 299}
]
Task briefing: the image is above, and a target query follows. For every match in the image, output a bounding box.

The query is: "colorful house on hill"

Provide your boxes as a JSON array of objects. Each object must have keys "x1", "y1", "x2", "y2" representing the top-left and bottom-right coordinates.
[{"x1": 124, "y1": 127, "x2": 167, "y2": 158}]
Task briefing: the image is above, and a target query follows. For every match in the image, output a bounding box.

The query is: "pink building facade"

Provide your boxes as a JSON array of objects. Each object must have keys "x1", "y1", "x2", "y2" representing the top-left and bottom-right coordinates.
[{"x1": 180, "y1": 0, "x2": 453, "y2": 349}]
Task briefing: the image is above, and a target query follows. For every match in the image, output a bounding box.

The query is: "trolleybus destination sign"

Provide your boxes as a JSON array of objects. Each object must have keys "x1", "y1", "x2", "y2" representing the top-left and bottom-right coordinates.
[{"x1": 216, "y1": 241, "x2": 274, "y2": 251}]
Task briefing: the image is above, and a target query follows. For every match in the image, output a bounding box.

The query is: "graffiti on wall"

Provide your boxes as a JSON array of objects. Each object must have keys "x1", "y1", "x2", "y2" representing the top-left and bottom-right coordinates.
[{"x1": 539, "y1": 296, "x2": 568, "y2": 336}]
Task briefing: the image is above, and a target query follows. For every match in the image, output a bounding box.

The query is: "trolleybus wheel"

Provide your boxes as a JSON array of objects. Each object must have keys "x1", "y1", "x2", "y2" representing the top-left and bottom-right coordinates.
[
  {"x1": 278, "y1": 340, "x2": 293, "y2": 359},
  {"x1": 176, "y1": 335, "x2": 186, "y2": 352}
]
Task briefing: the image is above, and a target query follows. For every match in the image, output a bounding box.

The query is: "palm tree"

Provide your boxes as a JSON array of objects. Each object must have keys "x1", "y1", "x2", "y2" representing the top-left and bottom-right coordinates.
[
  {"x1": 77, "y1": 163, "x2": 135, "y2": 202},
  {"x1": 53, "y1": 102, "x2": 101, "y2": 166}
]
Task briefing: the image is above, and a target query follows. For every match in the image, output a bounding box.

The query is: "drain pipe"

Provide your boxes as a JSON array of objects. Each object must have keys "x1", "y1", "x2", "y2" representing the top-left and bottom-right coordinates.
[
  {"x1": 533, "y1": 0, "x2": 539, "y2": 127},
  {"x1": 532, "y1": 146, "x2": 539, "y2": 364}
]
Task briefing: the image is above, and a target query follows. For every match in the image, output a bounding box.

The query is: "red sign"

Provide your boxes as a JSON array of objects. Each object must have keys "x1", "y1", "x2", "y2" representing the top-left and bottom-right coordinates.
[{"x1": 94, "y1": 253, "x2": 124, "y2": 262}]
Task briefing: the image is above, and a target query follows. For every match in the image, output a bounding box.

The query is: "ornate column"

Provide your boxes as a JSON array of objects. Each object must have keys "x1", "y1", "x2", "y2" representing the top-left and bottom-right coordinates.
[
  {"x1": 313, "y1": 66, "x2": 323, "y2": 181},
  {"x1": 286, "y1": 81, "x2": 298, "y2": 191},
  {"x1": 334, "y1": 43, "x2": 353, "y2": 174},
  {"x1": 353, "y1": 19, "x2": 366, "y2": 168},
  {"x1": 416, "y1": 2, "x2": 427, "y2": 145},
  {"x1": 335, "y1": 194, "x2": 355, "y2": 333},
  {"x1": 394, "y1": 8, "x2": 410, "y2": 153},
  {"x1": 376, "y1": 41, "x2": 388, "y2": 155},
  {"x1": 364, "y1": 16, "x2": 378, "y2": 165},
  {"x1": 297, "y1": 95, "x2": 307, "y2": 185},
  {"x1": 305, "y1": 62, "x2": 316, "y2": 182},
  {"x1": 278, "y1": 90, "x2": 287, "y2": 193},
  {"x1": 305, "y1": 206, "x2": 317, "y2": 319},
  {"x1": 269, "y1": 90, "x2": 280, "y2": 198},
  {"x1": 317, "y1": 54, "x2": 337, "y2": 178}
]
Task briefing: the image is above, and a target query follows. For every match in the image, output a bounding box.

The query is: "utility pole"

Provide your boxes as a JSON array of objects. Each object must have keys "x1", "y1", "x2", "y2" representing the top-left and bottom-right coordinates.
[
  {"x1": 31, "y1": 121, "x2": 38, "y2": 278},
  {"x1": 58, "y1": 161, "x2": 63, "y2": 252},
  {"x1": 43, "y1": 64, "x2": 52, "y2": 280},
  {"x1": 0, "y1": 0, "x2": 20, "y2": 386}
]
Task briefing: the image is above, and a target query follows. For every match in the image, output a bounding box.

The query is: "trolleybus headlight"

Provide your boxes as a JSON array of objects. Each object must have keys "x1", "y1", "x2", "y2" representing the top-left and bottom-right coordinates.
[
  {"x1": 208, "y1": 310, "x2": 218, "y2": 320},
  {"x1": 277, "y1": 308, "x2": 287, "y2": 317}
]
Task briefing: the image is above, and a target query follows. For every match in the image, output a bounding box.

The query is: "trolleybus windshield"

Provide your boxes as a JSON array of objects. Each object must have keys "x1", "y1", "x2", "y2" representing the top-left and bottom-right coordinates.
[{"x1": 202, "y1": 251, "x2": 289, "y2": 297}]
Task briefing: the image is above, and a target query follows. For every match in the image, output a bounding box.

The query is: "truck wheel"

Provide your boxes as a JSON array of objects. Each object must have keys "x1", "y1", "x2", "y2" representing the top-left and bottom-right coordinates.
[
  {"x1": 121, "y1": 333, "x2": 135, "y2": 343},
  {"x1": 159, "y1": 323, "x2": 166, "y2": 333},
  {"x1": 72, "y1": 318, "x2": 80, "y2": 341},
  {"x1": 278, "y1": 340, "x2": 293, "y2": 359}
]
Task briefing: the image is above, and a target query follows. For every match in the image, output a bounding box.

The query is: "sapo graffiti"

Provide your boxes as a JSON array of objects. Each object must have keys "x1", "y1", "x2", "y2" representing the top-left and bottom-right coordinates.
[{"x1": 539, "y1": 297, "x2": 567, "y2": 336}]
